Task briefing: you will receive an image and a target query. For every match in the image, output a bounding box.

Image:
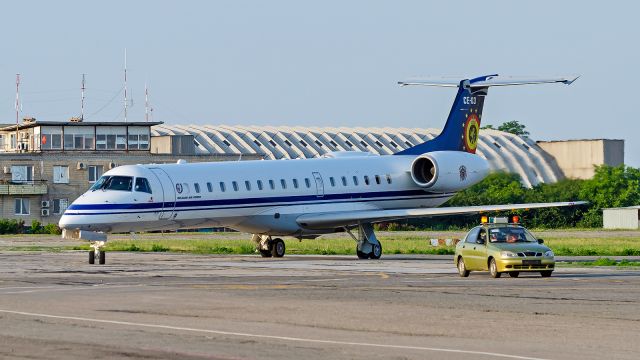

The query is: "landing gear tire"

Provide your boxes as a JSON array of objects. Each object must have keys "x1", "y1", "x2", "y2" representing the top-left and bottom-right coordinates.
[
  {"x1": 99, "y1": 251, "x2": 106, "y2": 265},
  {"x1": 370, "y1": 243, "x2": 382, "y2": 260},
  {"x1": 509, "y1": 272, "x2": 520, "y2": 278},
  {"x1": 457, "y1": 257, "x2": 470, "y2": 277},
  {"x1": 356, "y1": 250, "x2": 369, "y2": 259},
  {"x1": 489, "y1": 258, "x2": 501, "y2": 278},
  {"x1": 271, "y1": 238, "x2": 285, "y2": 258},
  {"x1": 89, "y1": 251, "x2": 95, "y2": 264},
  {"x1": 259, "y1": 249, "x2": 272, "y2": 258},
  {"x1": 540, "y1": 271, "x2": 553, "y2": 277}
]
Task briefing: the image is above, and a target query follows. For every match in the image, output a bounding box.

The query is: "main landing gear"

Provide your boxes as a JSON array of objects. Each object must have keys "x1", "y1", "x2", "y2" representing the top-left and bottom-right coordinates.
[
  {"x1": 252, "y1": 235, "x2": 286, "y2": 258},
  {"x1": 347, "y1": 222, "x2": 382, "y2": 260}
]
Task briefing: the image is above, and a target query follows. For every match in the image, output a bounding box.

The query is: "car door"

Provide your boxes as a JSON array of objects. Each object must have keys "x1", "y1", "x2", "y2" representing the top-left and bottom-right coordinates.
[
  {"x1": 460, "y1": 227, "x2": 481, "y2": 270},
  {"x1": 465, "y1": 227, "x2": 488, "y2": 270}
]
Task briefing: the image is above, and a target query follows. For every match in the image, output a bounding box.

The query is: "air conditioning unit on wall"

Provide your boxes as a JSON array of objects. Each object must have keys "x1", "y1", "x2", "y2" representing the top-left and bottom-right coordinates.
[
  {"x1": 108, "y1": 162, "x2": 117, "y2": 169},
  {"x1": 41, "y1": 201, "x2": 50, "y2": 208},
  {"x1": 41, "y1": 208, "x2": 50, "y2": 217},
  {"x1": 3, "y1": 166, "x2": 10, "y2": 174},
  {"x1": 77, "y1": 162, "x2": 86, "y2": 170}
]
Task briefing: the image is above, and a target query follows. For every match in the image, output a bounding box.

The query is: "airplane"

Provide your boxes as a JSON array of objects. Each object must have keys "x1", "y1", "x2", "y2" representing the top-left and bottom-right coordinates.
[{"x1": 59, "y1": 74, "x2": 584, "y2": 264}]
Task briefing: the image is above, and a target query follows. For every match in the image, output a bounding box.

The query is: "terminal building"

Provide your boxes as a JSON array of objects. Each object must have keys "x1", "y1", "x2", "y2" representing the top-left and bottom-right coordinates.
[{"x1": 0, "y1": 119, "x2": 625, "y2": 225}]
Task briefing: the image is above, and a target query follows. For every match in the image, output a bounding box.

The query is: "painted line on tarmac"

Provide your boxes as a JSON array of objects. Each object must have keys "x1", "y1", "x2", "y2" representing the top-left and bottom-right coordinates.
[
  {"x1": 0, "y1": 284, "x2": 144, "y2": 295},
  {"x1": 0, "y1": 309, "x2": 549, "y2": 360}
]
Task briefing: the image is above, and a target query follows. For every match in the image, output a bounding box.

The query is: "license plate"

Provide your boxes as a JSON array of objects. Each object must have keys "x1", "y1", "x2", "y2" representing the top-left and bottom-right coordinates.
[{"x1": 522, "y1": 260, "x2": 541, "y2": 266}]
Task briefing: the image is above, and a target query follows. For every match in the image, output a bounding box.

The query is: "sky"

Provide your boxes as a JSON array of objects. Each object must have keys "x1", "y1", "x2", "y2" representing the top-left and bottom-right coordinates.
[{"x1": 1, "y1": 1, "x2": 638, "y2": 165}]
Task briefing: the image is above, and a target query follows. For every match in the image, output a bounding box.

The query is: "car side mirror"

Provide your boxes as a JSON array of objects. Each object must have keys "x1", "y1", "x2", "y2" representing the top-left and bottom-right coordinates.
[{"x1": 537, "y1": 239, "x2": 544, "y2": 244}]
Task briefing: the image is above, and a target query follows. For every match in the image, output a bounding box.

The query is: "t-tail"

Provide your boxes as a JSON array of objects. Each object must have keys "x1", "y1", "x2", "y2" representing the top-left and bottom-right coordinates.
[{"x1": 394, "y1": 74, "x2": 579, "y2": 156}]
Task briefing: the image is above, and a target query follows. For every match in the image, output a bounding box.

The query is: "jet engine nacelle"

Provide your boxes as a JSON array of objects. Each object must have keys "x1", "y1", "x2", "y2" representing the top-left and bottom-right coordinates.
[{"x1": 410, "y1": 151, "x2": 489, "y2": 193}]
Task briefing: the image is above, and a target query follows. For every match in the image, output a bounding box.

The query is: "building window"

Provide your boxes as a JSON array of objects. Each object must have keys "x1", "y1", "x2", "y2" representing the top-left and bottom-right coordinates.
[
  {"x1": 128, "y1": 134, "x2": 139, "y2": 150},
  {"x1": 14, "y1": 198, "x2": 30, "y2": 215},
  {"x1": 139, "y1": 135, "x2": 149, "y2": 150},
  {"x1": 207, "y1": 182, "x2": 213, "y2": 192},
  {"x1": 116, "y1": 135, "x2": 126, "y2": 150},
  {"x1": 41, "y1": 132, "x2": 63, "y2": 150},
  {"x1": 194, "y1": 183, "x2": 200, "y2": 193},
  {"x1": 257, "y1": 180, "x2": 263, "y2": 190},
  {"x1": 53, "y1": 166, "x2": 69, "y2": 184},
  {"x1": 53, "y1": 199, "x2": 68, "y2": 215},
  {"x1": 88, "y1": 165, "x2": 103, "y2": 183},
  {"x1": 11, "y1": 165, "x2": 34, "y2": 183},
  {"x1": 292, "y1": 179, "x2": 299, "y2": 189},
  {"x1": 96, "y1": 135, "x2": 107, "y2": 150},
  {"x1": 64, "y1": 134, "x2": 74, "y2": 149}
]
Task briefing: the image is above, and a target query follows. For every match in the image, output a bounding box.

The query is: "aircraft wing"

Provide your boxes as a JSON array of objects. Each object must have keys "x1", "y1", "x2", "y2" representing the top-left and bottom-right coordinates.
[
  {"x1": 399, "y1": 75, "x2": 579, "y2": 88},
  {"x1": 297, "y1": 201, "x2": 587, "y2": 229}
]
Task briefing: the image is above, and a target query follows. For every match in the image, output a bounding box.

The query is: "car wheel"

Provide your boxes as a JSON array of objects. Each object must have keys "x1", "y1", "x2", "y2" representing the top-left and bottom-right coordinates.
[
  {"x1": 489, "y1": 258, "x2": 501, "y2": 278},
  {"x1": 509, "y1": 272, "x2": 519, "y2": 278},
  {"x1": 457, "y1": 257, "x2": 470, "y2": 277},
  {"x1": 540, "y1": 271, "x2": 553, "y2": 277}
]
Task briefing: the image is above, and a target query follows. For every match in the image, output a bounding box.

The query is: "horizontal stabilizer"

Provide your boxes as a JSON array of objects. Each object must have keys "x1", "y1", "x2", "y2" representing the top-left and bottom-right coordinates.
[
  {"x1": 297, "y1": 201, "x2": 588, "y2": 229},
  {"x1": 398, "y1": 75, "x2": 579, "y2": 88}
]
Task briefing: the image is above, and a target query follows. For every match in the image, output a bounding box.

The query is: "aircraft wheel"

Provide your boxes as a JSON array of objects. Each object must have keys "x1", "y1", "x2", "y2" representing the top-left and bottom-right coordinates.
[
  {"x1": 271, "y1": 238, "x2": 285, "y2": 258},
  {"x1": 370, "y1": 243, "x2": 382, "y2": 260},
  {"x1": 89, "y1": 251, "x2": 95, "y2": 264},
  {"x1": 540, "y1": 271, "x2": 553, "y2": 277},
  {"x1": 489, "y1": 258, "x2": 501, "y2": 278},
  {"x1": 509, "y1": 272, "x2": 520, "y2": 278},
  {"x1": 259, "y1": 249, "x2": 272, "y2": 257},
  {"x1": 356, "y1": 249, "x2": 369, "y2": 259},
  {"x1": 99, "y1": 251, "x2": 106, "y2": 265}
]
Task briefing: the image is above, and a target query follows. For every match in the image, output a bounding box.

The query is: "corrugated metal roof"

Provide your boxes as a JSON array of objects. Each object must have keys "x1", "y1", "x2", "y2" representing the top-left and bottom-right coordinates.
[{"x1": 151, "y1": 125, "x2": 564, "y2": 187}]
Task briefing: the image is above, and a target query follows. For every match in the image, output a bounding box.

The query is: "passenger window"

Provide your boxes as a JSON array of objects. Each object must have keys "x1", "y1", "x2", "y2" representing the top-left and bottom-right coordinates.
[
  {"x1": 134, "y1": 177, "x2": 152, "y2": 194},
  {"x1": 304, "y1": 178, "x2": 311, "y2": 188},
  {"x1": 341, "y1": 176, "x2": 347, "y2": 186},
  {"x1": 245, "y1": 180, "x2": 251, "y2": 191},
  {"x1": 465, "y1": 227, "x2": 481, "y2": 244},
  {"x1": 232, "y1": 181, "x2": 239, "y2": 191},
  {"x1": 329, "y1": 177, "x2": 335, "y2": 187},
  {"x1": 292, "y1": 179, "x2": 298, "y2": 189},
  {"x1": 375, "y1": 175, "x2": 381, "y2": 185},
  {"x1": 207, "y1": 182, "x2": 213, "y2": 192},
  {"x1": 280, "y1": 179, "x2": 287, "y2": 189},
  {"x1": 386, "y1": 174, "x2": 392, "y2": 184},
  {"x1": 364, "y1": 176, "x2": 370, "y2": 185},
  {"x1": 352, "y1": 176, "x2": 358, "y2": 186},
  {"x1": 194, "y1": 183, "x2": 200, "y2": 193},
  {"x1": 257, "y1": 180, "x2": 263, "y2": 190},
  {"x1": 269, "y1": 179, "x2": 275, "y2": 190},
  {"x1": 219, "y1": 182, "x2": 226, "y2": 192}
]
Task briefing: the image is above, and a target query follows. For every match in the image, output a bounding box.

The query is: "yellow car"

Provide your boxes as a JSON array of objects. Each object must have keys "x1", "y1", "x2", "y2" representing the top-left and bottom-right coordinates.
[{"x1": 455, "y1": 218, "x2": 555, "y2": 278}]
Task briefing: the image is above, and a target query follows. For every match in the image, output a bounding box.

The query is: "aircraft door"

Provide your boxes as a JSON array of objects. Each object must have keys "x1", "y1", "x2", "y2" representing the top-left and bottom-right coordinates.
[
  {"x1": 312, "y1": 172, "x2": 324, "y2": 198},
  {"x1": 149, "y1": 167, "x2": 176, "y2": 220}
]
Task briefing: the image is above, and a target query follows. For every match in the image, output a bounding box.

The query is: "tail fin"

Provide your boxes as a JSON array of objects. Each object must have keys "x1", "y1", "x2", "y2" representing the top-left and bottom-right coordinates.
[{"x1": 394, "y1": 74, "x2": 578, "y2": 156}]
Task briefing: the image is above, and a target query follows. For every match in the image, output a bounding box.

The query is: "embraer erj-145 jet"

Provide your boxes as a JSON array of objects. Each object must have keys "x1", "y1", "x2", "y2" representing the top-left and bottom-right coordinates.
[{"x1": 59, "y1": 74, "x2": 584, "y2": 264}]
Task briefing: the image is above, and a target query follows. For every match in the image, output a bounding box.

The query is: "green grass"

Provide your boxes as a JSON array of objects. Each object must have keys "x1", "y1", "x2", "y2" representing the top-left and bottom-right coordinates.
[{"x1": 560, "y1": 258, "x2": 640, "y2": 267}]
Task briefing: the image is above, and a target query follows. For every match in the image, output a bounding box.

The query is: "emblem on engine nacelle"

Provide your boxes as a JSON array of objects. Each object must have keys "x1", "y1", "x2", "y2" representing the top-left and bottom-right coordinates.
[{"x1": 459, "y1": 165, "x2": 467, "y2": 181}]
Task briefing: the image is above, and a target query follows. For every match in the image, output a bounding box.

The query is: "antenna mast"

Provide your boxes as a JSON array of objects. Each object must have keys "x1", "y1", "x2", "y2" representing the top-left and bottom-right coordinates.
[
  {"x1": 145, "y1": 82, "x2": 149, "y2": 122},
  {"x1": 81, "y1": 74, "x2": 86, "y2": 121},
  {"x1": 124, "y1": 49, "x2": 128, "y2": 123},
  {"x1": 15, "y1": 74, "x2": 20, "y2": 151}
]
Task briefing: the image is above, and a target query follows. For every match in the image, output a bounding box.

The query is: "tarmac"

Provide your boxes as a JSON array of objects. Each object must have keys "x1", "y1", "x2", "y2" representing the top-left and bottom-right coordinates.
[{"x1": 0, "y1": 251, "x2": 639, "y2": 360}]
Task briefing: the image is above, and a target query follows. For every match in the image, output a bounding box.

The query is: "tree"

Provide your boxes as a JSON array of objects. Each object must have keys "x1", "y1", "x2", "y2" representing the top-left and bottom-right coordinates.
[{"x1": 497, "y1": 120, "x2": 530, "y2": 136}]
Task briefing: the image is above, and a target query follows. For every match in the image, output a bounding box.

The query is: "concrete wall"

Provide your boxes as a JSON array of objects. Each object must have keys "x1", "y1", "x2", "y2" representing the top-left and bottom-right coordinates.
[
  {"x1": 603, "y1": 208, "x2": 640, "y2": 229},
  {"x1": 536, "y1": 139, "x2": 624, "y2": 179}
]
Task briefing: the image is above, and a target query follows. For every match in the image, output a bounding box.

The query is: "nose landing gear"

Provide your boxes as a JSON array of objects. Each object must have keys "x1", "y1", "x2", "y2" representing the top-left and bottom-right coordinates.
[{"x1": 88, "y1": 241, "x2": 106, "y2": 265}]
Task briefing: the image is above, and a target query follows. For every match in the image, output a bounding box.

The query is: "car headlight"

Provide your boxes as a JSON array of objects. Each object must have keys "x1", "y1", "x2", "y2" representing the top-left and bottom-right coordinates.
[
  {"x1": 501, "y1": 251, "x2": 518, "y2": 258},
  {"x1": 544, "y1": 250, "x2": 554, "y2": 258}
]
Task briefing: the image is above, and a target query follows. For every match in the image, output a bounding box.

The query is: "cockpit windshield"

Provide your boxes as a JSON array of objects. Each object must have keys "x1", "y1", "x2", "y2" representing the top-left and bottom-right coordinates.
[
  {"x1": 90, "y1": 176, "x2": 133, "y2": 192},
  {"x1": 488, "y1": 227, "x2": 537, "y2": 243}
]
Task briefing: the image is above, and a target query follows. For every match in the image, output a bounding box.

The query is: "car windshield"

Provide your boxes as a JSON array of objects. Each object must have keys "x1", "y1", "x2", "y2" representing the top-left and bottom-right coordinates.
[
  {"x1": 488, "y1": 226, "x2": 537, "y2": 243},
  {"x1": 90, "y1": 176, "x2": 133, "y2": 192}
]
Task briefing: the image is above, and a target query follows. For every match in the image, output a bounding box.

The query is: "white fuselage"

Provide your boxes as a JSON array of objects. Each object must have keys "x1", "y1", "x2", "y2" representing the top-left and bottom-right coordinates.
[{"x1": 59, "y1": 152, "x2": 481, "y2": 235}]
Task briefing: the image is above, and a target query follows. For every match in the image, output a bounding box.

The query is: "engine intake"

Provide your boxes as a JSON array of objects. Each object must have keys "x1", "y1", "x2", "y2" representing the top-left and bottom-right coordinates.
[{"x1": 410, "y1": 151, "x2": 489, "y2": 193}]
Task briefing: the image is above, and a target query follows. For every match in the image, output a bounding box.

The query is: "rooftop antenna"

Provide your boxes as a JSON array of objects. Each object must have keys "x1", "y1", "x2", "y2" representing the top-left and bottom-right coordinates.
[
  {"x1": 81, "y1": 73, "x2": 86, "y2": 121},
  {"x1": 15, "y1": 74, "x2": 20, "y2": 150},
  {"x1": 145, "y1": 81, "x2": 149, "y2": 122},
  {"x1": 124, "y1": 49, "x2": 128, "y2": 123}
]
